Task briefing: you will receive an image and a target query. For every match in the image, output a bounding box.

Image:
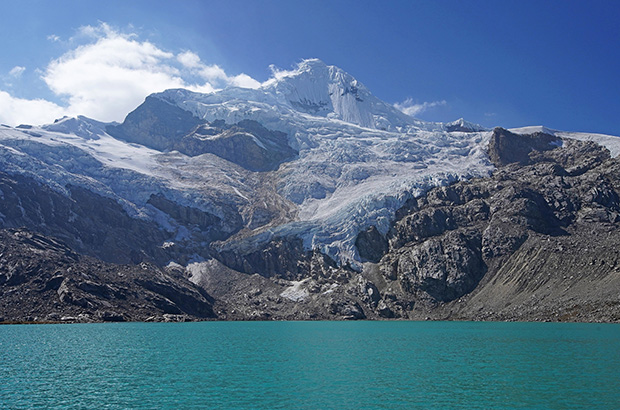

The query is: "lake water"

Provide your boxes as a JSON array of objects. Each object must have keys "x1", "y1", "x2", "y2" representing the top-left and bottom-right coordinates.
[{"x1": 1, "y1": 321, "x2": 619, "y2": 409}]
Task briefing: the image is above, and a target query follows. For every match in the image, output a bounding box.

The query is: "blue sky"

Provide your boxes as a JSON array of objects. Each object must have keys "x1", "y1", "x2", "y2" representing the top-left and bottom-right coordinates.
[{"x1": 1, "y1": 0, "x2": 619, "y2": 134}]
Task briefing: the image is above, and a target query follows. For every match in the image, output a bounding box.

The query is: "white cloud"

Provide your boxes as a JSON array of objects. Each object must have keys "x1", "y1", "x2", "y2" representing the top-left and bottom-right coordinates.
[
  {"x1": 394, "y1": 98, "x2": 447, "y2": 117},
  {"x1": 47, "y1": 34, "x2": 60, "y2": 42},
  {"x1": 9, "y1": 66, "x2": 26, "y2": 78},
  {"x1": 178, "y1": 50, "x2": 261, "y2": 89},
  {"x1": 74, "y1": 22, "x2": 119, "y2": 40},
  {"x1": 268, "y1": 64, "x2": 293, "y2": 79},
  {"x1": 0, "y1": 23, "x2": 261, "y2": 126},
  {"x1": 231, "y1": 73, "x2": 262, "y2": 89},
  {"x1": 42, "y1": 29, "x2": 186, "y2": 122},
  {"x1": 0, "y1": 91, "x2": 65, "y2": 126},
  {"x1": 263, "y1": 63, "x2": 300, "y2": 86},
  {"x1": 177, "y1": 51, "x2": 202, "y2": 69}
]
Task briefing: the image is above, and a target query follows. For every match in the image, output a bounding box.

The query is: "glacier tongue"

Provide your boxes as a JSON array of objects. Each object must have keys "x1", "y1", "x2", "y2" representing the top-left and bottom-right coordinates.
[{"x1": 270, "y1": 126, "x2": 494, "y2": 266}]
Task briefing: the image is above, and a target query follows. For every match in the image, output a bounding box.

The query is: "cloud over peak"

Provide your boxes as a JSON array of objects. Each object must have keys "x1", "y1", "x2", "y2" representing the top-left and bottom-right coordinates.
[
  {"x1": 0, "y1": 23, "x2": 261, "y2": 126},
  {"x1": 1, "y1": 23, "x2": 448, "y2": 128}
]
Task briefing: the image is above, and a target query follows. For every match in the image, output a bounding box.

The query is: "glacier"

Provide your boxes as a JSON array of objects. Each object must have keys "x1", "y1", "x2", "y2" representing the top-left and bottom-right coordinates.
[{"x1": 1, "y1": 58, "x2": 619, "y2": 269}]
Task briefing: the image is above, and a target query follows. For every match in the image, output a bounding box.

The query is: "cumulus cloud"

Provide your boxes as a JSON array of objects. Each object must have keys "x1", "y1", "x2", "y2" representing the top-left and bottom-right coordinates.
[
  {"x1": 177, "y1": 50, "x2": 261, "y2": 89},
  {"x1": 9, "y1": 66, "x2": 26, "y2": 78},
  {"x1": 177, "y1": 50, "x2": 202, "y2": 69},
  {"x1": 0, "y1": 91, "x2": 65, "y2": 126},
  {"x1": 0, "y1": 23, "x2": 261, "y2": 126},
  {"x1": 42, "y1": 28, "x2": 186, "y2": 122},
  {"x1": 394, "y1": 98, "x2": 447, "y2": 117}
]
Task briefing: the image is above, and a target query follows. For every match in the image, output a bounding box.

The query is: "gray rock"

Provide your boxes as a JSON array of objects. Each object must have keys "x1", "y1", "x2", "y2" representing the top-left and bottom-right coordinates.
[{"x1": 0, "y1": 229, "x2": 216, "y2": 322}]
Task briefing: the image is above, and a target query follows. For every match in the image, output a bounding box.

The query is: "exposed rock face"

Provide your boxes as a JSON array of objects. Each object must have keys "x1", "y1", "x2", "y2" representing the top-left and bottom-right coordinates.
[
  {"x1": 147, "y1": 193, "x2": 241, "y2": 243},
  {"x1": 215, "y1": 237, "x2": 341, "y2": 280},
  {"x1": 487, "y1": 127, "x2": 561, "y2": 166},
  {"x1": 372, "y1": 129, "x2": 620, "y2": 321},
  {"x1": 106, "y1": 96, "x2": 205, "y2": 151},
  {"x1": 355, "y1": 226, "x2": 389, "y2": 263},
  {"x1": 0, "y1": 229, "x2": 215, "y2": 323},
  {"x1": 0, "y1": 171, "x2": 169, "y2": 264},
  {"x1": 178, "y1": 120, "x2": 297, "y2": 172},
  {"x1": 108, "y1": 96, "x2": 297, "y2": 172},
  {"x1": 384, "y1": 230, "x2": 486, "y2": 302}
]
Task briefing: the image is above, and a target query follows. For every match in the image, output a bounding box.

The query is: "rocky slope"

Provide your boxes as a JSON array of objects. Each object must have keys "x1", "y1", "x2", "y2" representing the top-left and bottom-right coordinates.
[
  {"x1": 182, "y1": 128, "x2": 620, "y2": 322},
  {"x1": 372, "y1": 128, "x2": 620, "y2": 321},
  {"x1": 0, "y1": 229, "x2": 215, "y2": 323}
]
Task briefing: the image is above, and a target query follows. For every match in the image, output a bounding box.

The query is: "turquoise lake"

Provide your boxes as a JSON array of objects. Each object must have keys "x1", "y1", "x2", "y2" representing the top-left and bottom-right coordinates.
[{"x1": 1, "y1": 321, "x2": 619, "y2": 409}]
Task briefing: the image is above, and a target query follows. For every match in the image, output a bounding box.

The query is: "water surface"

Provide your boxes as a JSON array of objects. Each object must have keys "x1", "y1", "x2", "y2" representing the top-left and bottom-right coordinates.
[{"x1": 1, "y1": 321, "x2": 618, "y2": 409}]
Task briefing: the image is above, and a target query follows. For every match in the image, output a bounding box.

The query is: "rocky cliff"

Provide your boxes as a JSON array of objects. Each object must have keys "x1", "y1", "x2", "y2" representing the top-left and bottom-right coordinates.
[{"x1": 373, "y1": 128, "x2": 620, "y2": 321}]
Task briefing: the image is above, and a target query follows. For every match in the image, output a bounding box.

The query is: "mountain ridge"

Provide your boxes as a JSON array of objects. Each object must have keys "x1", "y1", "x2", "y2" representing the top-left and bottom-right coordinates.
[{"x1": 1, "y1": 58, "x2": 619, "y2": 322}]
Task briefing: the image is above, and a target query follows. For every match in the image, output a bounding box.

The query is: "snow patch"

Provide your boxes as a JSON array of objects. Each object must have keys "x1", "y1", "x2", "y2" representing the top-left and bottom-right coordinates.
[
  {"x1": 186, "y1": 261, "x2": 210, "y2": 285},
  {"x1": 280, "y1": 279, "x2": 310, "y2": 302}
]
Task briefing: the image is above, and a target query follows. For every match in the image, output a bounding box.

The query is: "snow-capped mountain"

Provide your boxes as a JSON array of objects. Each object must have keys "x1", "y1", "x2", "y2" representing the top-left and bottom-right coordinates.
[
  {"x1": 4, "y1": 58, "x2": 620, "y2": 323},
  {"x1": 262, "y1": 58, "x2": 421, "y2": 130},
  {"x1": 150, "y1": 58, "x2": 479, "y2": 138},
  {"x1": 1, "y1": 59, "x2": 619, "y2": 270}
]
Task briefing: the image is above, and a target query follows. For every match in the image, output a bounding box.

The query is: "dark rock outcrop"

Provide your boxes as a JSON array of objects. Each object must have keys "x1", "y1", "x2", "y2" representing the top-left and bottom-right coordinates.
[
  {"x1": 147, "y1": 193, "x2": 241, "y2": 242},
  {"x1": 373, "y1": 131, "x2": 620, "y2": 321},
  {"x1": 487, "y1": 127, "x2": 561, "y2": 166},
  {"x1": 108, "y1": 97, "x2": 297, "y2": 172},
  {"x1": 355, "y1": 226, "x2": 389, "y2": 263},
  {"x1": 0, "y1": 172, "x2": 169, "y2": 264},
  {"x1": 178, "y1": 120, "x2": 297, "y2": 172},
  {"x1": 106, "y1": 95, "x2": 205, "y2": 151},
  {"x1": 0, "y1": 229, "x2": 215, "y2": 323},
  {"x1": 215, "y1": 236, "x2": 348, "y2": 281}
]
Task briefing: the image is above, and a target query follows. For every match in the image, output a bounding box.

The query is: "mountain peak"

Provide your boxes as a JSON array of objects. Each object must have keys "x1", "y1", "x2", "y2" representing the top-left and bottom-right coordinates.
[
  {"x1": 262, "y1": 59, "x2": 416, "y2": 130},
  {"x1": 444, "y1": 118, "x2": 488, "y2": 132},
  {"x1": 296, "y1": 58, "x2": 329, "y2": 72},
  {"x1": 41, "y1": 115, "x2": 114, "y2": 139}
]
